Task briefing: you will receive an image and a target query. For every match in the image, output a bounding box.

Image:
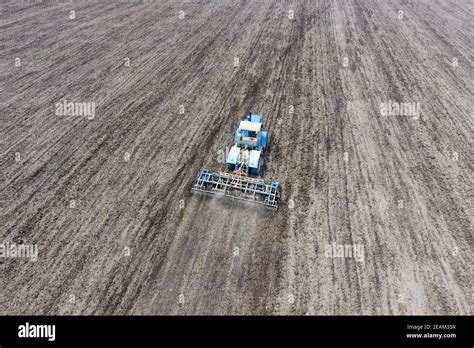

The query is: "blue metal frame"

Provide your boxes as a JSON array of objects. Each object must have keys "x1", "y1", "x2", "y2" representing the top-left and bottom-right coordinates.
[{"x1": 192, "y1": 168, "x2": 280, "y2": 209}]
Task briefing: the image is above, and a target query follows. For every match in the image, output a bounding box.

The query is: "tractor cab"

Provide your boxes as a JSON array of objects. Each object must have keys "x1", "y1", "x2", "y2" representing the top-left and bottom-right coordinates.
[{"x1": 234, "y1": 114, "x2": 267, "y2": 150}]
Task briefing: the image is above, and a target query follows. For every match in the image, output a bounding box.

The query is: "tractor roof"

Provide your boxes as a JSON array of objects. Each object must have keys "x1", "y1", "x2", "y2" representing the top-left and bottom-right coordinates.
[{"x1": 239, "y1": 120, "x2": 262, "y2": 132}]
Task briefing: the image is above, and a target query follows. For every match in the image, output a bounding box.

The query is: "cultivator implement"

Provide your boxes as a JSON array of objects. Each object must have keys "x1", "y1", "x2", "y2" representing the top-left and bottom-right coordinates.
[{"x1": 192, "y1": 168, "x2": 280, "y2": 209}]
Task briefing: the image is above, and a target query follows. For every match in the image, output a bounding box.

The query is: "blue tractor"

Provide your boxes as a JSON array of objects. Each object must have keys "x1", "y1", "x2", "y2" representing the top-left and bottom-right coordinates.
[
  {"x1": 192, "y1": 113, "x2": 280, "y2": 209},
  {"x1": 226, "y1": 114, "x2": 267, "y2": 176}
]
